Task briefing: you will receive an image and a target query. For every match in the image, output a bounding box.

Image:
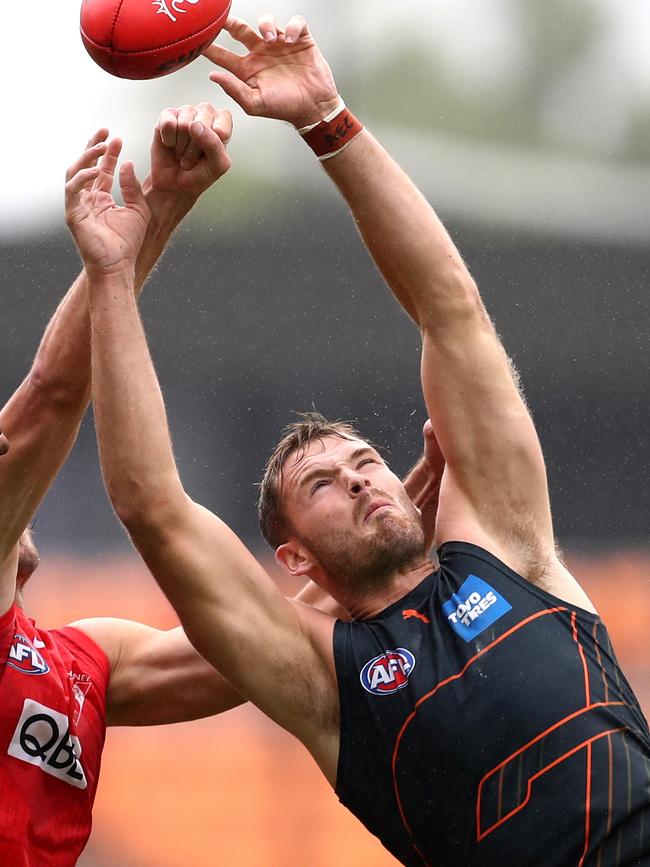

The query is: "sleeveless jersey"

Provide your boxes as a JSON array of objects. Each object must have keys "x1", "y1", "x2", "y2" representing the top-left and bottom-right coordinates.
[
  {"x1": 334, "y1": 542, "x2": 650, "y2": 867},
  {"x1": 0, "y1": 604, "x2": 110, "y2": 867}
]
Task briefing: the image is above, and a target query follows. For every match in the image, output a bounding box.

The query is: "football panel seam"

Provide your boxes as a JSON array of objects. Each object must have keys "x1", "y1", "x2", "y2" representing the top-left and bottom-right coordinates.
[{"x1": 81, "y1": 13, "x2": 225, "y2": 53}]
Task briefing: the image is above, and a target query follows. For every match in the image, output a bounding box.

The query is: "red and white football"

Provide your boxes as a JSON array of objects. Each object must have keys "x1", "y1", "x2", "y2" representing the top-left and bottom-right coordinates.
[{"x1": 80, "y1": 0, "x2": 231, "y2": 80}]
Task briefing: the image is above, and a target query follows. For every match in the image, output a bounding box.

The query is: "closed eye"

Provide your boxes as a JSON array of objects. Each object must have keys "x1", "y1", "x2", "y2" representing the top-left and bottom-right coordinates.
[
  {"x1": 357, "y1": 458, "x2": 379, "y2": 469},
  {"x1": 311, "y1": 479, "x2": 331, "y2": 494}
]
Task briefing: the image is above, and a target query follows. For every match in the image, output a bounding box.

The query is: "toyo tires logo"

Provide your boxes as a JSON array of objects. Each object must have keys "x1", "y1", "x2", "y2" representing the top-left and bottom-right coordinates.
[
  {"x1": 360, "y1": 648, "x2": 416, "y2": 696},
  {"x1": 442, "y1": 574, "x2": 512, "y2": 643}
]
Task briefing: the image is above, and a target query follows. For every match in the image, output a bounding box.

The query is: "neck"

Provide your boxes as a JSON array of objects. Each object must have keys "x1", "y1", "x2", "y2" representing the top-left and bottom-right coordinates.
[{"x1": 332, "y1": 556, "x2": 435, "y2": 620}]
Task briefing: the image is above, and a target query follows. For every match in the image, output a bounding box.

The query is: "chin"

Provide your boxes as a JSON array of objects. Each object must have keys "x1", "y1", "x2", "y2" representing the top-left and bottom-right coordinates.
[{"x1": 346, "y1": 515, "x2": 425, "y2": 588}]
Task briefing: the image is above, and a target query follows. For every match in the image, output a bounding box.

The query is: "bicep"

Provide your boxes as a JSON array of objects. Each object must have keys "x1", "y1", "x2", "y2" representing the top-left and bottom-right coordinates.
[
  {"x1": 72, "y1": 619, "x2": 244, "y2": 727},
  {"x1": 421, "y1": 310, "x2": 554, "y2": 554}
]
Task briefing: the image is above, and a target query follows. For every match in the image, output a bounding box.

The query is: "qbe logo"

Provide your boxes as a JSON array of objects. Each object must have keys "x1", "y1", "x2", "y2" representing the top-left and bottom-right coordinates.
[
  {"x1": 8, "y1": 699, "x2": 87, "y2": 789},
  {"x1": 360, "y1": 649, "x2": 416, "y2": 696},
  {"x1": 442, "y1": 574, "x2": 512, "y2": 643}
]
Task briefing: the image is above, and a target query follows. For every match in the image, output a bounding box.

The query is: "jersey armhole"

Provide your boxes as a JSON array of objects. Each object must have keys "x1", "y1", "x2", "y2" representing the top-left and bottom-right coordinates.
[
  {"x1": 438, "y1": 540, "x2": 601, "y2": 624},
  {"x1": 56, "y1": 625, "x2": 111, "y2": 688},
  {"x1": 333, "y1": 619, "x2": 351, "y2": 799}
]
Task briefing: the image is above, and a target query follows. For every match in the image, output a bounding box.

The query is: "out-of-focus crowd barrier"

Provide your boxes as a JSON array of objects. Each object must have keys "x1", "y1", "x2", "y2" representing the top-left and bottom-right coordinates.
[{"x1": 26, "y1": 551, "x2": 650, "y2": 867}]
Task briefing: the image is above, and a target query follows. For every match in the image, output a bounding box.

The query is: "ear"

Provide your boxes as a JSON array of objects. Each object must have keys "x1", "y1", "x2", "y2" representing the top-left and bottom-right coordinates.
[{"x1": 275, "y1": 540, "x2": 317, "y2": 578}]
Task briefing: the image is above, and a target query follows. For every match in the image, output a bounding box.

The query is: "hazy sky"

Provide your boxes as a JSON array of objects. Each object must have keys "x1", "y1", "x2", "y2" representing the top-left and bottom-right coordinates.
[{"x1": 1, "y1": 0, "x2": 648, "y2": 237}]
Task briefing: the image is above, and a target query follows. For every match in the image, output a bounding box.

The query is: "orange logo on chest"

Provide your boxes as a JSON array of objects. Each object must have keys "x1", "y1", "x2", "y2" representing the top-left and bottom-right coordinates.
[{"x1": 402, "y1": 609, "x2": 431, "y2": 625}]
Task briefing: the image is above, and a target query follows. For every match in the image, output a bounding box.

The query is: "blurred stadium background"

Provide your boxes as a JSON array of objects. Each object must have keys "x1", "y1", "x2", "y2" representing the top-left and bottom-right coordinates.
[{"x1": 2, "y1": 0, "x2": 649, "y2": 863}]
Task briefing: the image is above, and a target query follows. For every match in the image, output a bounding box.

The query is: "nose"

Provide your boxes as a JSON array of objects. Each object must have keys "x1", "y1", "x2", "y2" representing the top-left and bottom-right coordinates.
[{"x1": 342, "y1": 467, "x2": 371, "y2": 496}]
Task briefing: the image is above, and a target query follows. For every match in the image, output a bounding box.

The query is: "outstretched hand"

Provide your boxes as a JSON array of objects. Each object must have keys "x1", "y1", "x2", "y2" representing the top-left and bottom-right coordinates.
[
  {"x1": 203, "y1": 14, "x2": 340, "y2": 127},
  {"x1": 146, "y1": 103, "x2": 233, "y2": 198},
  {"x1": 65, "y1": 131, "x2": 150, "y2": 274}
]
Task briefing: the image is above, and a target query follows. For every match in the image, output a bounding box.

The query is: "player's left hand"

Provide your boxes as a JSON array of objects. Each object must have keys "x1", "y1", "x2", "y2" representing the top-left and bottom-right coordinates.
[
  {"x1": 144, "y1": 103, "x2": 233, "y2": 199},
  {"x1": 65, "y1": 132, "x2": 151, "y2": 275},
  {"x1": 204, "y1": 14, "x2": 340, "y2": 127}
]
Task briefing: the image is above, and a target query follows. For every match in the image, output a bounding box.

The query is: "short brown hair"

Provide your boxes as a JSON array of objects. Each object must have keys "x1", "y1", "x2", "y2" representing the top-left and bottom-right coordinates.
[{"x1": 258, "y1": 412, "x2": 365, "y2": 549}]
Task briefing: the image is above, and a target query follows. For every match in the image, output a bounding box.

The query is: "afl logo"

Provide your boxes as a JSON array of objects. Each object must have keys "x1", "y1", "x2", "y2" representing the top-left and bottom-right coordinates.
[
  {"x1": 360, "y1": 648, "x2": 416, "y2": 696},
  {"x1": 7, "y1": 633, "x2": 49, "y2": 676}
]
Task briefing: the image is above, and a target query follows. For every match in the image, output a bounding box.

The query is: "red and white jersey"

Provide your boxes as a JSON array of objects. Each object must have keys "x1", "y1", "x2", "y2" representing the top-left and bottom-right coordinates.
[{"x1": 0, "y1": 604, "x2": 110, "y2": 866}]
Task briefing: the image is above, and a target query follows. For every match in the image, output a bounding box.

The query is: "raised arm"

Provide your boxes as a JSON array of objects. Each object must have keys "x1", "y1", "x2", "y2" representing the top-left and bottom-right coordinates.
[
  {"x1": 69, "y1": 128, "x2": 340, "y2": 781},
  {"x1": 205, "y1": 16, "x2": 589, "y2": 605},
  {"x1": 0, "y1": 105, "x2": 231, "y2": 613}
]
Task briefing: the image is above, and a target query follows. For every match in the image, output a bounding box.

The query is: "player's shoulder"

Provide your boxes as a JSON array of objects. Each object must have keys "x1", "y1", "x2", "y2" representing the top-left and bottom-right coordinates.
[{"x1": 64, "y1": 617, "x2": 136, "y2": 671}]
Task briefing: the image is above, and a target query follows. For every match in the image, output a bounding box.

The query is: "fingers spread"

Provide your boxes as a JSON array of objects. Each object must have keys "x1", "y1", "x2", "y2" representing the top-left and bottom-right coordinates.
[
  {"x1": 86, "y1": 128, "x2": 109, "y2": 149},
  {"x1": 95, "y1": 137, "x2": 123, "y2": 194},
  {"x1": 209, "y1": 69, "x2": 259, "y2": 115},
  {"x1": 258, "y1": 12, "x2": 282, "y2": 42},
  {"x1": 222, "y1": 15, "x2": 262, "y2": 50},
  {"x1": 65, "y1": 165, "x2": 101, "y2": 200},
  {"x1": 202, "y1": 43, "x2": 244, "y2": 76},
  {"x1": 65, "y1": 140, "x2": 107, "y2": 183},
  {"x1": 119, "y1": 161, "x2": 147, "y2": 212},
  {"x1": 284, "y1": 14, "x2": 309, "y2": 44}
]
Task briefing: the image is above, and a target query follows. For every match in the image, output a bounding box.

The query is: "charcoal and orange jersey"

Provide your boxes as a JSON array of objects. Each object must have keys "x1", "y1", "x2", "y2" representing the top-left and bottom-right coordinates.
[
  {"x1": 334, "y1": 542, "x2": 650, "y2": 866},
  {"x1": 0, "y1": 604, "x2": 110, "y2": 866}
]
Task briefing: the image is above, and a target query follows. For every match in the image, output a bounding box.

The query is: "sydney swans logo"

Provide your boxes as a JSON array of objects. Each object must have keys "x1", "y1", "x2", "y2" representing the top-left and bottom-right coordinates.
[{"x1": 153, "y1": 0, "x2": 200, "y2": 23}]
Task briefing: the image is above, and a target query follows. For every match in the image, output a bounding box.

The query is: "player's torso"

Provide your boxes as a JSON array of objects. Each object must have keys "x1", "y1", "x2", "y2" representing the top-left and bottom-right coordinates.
[
  {"x1": 334, "y1": 542, "x2": 650, "y2": 867},
  {"x1": 0, "y1": 605, "x2": 109, "y2": 867}
]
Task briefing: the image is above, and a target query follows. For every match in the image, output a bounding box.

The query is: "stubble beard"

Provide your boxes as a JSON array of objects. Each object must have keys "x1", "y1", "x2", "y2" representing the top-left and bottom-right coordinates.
[{"x1": 303, "y1": 497, "x2": 426, "y2": 596}]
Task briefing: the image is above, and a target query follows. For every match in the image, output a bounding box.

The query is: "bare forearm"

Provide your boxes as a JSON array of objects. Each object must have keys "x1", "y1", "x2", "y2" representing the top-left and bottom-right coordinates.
[
  {"x1": 89, "y1": 268, "x2": 183, "y2": 525},
  {"x1": 322, "y1": 130, "x2": 476, "y2": 328},
  {"x1": 135, "y1": 188, "x2": 195, "y2": 287},
  {"x1": 0, "y1": 275, "x2": 90, "y2": 559},
  {"x1": 30, "y1": 191, "x2": 192, "y2": 402},
  {"x1": 0, "y1": 194, "x2": 194, "y2": 564}
]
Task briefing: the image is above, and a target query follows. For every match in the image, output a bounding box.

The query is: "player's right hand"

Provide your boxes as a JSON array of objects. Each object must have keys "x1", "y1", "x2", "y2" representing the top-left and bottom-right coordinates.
[
  {"x1": 65, "y1": 131, "x2": 151, "y2": 275},
  {"x1": 146, "y1": 103, "x2": 233, "y2": 199},
  {"x1": 204, "y1": 14, "x2": 340, "y2": 128}
]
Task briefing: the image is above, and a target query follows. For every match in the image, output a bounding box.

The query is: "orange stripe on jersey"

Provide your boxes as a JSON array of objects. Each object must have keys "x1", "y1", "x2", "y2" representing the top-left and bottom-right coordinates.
[
  {"x1": 592, "y1": 621, "x2": 610, "y2": 703},
  {"x1": 578, "y1": 742, "x2": 593, "y2": 867},
  {"x1": 391, "y1": 607, "x2": 567, "y2": 861},
  {"x1": 571, "y1": 611, "x2": 591, "y2": 706},
  {"x1": 476, "y1": 704, "x2": 624, "y2": 840}
]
